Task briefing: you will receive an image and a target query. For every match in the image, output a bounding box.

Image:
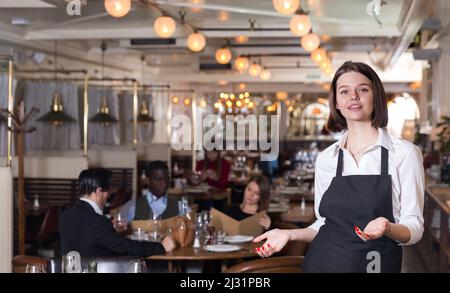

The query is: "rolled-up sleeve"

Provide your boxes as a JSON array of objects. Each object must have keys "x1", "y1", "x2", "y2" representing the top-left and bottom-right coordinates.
[
  {"x1": 308, "y1": 154, "x2": 327, "y2": 232},
  {"x1": 397, "y1": 146, "x2": 425, "y2": 246}
]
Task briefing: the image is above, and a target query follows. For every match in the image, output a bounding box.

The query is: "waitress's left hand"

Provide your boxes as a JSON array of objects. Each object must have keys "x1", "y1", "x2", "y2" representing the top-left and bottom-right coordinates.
[
  {"x1": 258, "y1": 214, "x2": 271, "y2": 230},
  {"x1": 363, "y1": 217, "x2": 391, "y2": 240}
]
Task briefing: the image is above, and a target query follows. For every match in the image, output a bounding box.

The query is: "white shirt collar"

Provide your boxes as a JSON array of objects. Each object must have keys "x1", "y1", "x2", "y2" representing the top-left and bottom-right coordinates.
[
  {"x1": 80, "y1": 197, "x2": 103, "y2": 215},
  {"x1": 146, "y1": 190, "x2": 167, "y2": 203},
  {"x1": 334, "y1": 128, "x2": 394, "y2": 156}
]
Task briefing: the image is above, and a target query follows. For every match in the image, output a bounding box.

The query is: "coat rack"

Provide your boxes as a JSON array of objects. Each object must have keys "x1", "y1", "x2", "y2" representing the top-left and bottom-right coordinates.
[{"x1": 1, "y1": 56, "x2": 40, "y2": 254}]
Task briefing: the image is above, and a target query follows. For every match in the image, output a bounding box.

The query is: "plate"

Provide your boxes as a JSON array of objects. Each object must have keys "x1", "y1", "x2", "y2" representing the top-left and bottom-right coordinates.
[
  {"x1": 224, "y1": 235, "x2": 254, "y2": 243},
  {"x1": 203, "y1": 244, "x2": 241, "y2": 252}
]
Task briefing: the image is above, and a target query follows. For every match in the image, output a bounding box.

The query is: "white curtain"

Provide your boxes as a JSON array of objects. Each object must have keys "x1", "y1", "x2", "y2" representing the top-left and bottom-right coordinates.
[
  {"x1": 23, "y1": 81, "x2": 80, "y2": 150},
  {"x1": 122, "y1": 92, "x2": 155, "y2": 144},
  {"x1": 0, "y1": 74, "x2": 17, "y2": 156},
  {"x1": 87, "y1": 87, "x2": 120, "y2": 145},
  {"x1": 152, "y1": 91, "x2": 170, "y2": 143}
]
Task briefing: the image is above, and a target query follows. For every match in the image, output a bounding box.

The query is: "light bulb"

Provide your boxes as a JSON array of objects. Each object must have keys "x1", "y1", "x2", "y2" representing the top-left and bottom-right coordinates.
[
  {"x1": 301, "y1": 33, "x2": 320, "y2": 52},
  {"x1": 235, "y1": 35, "x2": 249, "y2": 44},
  {"x1": 248, "y1": 63, "x2": 262, "y2": 77},
  {"x1": 154, "y1": 16, "x2": 176, "y2": 38},
  {"x1": 311, "y1": 48, "x2": 327, "y2": 64},
  {"x1": 234, "y1": 56, "x2": 249, "y2": 73},
  {"x1": 215, "y1": 47, "x2": 232, "y2": 64},
  {"x1": 260, "y1": 69, "x2": 271, "y2": 80},
  {"x1": 289, "y1": 14, "x2": 311, "y2": 37},
  {"x1": 187, "y1": 32, "x2": 206, "y2": 52},
  {"x1": 273, "y1": 0, "x2": 300, "y2": 15},
  {"x1": 104, "y1": 0, "x2": 131, "y2": 18}
]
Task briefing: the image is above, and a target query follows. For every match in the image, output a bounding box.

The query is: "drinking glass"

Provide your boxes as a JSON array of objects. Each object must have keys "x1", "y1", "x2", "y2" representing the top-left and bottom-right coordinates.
[
  {"x1": 127, "y1": 259, "x2": 147, "y2": 273},
  {"x1": 62, "y1": 251, "x2": 81, "y2": 273},
  {"x1": 25, "y1": 264, "x2": 46, "y2": 273}
]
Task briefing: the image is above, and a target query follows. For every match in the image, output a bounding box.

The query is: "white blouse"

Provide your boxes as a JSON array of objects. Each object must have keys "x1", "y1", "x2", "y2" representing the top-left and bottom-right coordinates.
[{"x1": 308, "y1": 128, "x2": 425, "y2": 246}]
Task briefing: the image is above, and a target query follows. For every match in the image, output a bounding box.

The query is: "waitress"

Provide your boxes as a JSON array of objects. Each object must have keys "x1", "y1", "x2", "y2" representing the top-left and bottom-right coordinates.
[{"x1": 253, "y1": 61, "x2": 425, "y2": 273}]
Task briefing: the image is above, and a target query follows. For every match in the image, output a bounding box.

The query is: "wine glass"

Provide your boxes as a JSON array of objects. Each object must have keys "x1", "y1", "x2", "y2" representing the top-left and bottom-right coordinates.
[
  {"x1": 25, "y1": 264, "x2": 46, "y2": 273},
  {"x1": 127, "y1": 259, "x2": 147, "y2": 273}
]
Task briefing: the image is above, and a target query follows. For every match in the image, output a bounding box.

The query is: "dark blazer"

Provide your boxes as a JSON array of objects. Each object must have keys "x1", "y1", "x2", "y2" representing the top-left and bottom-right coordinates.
[{"x1": 59, "y1": 200, "x2": 165, "y2": 257}]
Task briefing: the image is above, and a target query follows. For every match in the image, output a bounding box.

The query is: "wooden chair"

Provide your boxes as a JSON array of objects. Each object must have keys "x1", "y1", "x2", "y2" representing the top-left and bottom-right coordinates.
[
  {"x1": 223, "y1": 256, "x2": 304, "y2": 273},
  {"x1": 12, "y1": 255, "x2": 48, "y2": 273},
  {"x1": 272, "y1": 221, "x2": 309, "y2": 256},
  {"x1": 37, "y1": 206, "x2": 61, "y2": 254}
]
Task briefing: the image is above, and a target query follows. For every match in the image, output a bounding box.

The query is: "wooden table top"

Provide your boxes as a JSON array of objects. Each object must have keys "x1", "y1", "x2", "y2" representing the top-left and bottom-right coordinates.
[
  {"x1": 426, "y1": 185, "x2": 450, "y2": 216},
  {"x1": 168, "y1": 187, "x2": 230, "y2": 201},
  {"x1": 277, "y1": 203, "x2": 315, "y2": 224},
  {"x1": 147, "y1": 241, "x2": 260, "y2": 261},
  {"x1": 425, "y1": 175, "x2": 450, "y2": 215}
]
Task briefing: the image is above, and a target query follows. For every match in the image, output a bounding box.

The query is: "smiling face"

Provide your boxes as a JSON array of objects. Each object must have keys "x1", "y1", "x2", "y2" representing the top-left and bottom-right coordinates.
[{"x1": 335, "y1": 71, "x2": 374, "y2": 124}]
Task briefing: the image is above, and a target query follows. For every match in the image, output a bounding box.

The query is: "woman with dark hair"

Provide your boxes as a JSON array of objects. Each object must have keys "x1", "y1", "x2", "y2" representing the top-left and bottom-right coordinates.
[
  {"x1": 196, "y1": 149, "x2": 231, "y2": 189},
  {"x1": 253, "y1": 61, "x2": 425, "y2": 273},
  {"x1": 222, "y1": 176, "x2": 271, "y2": 230}
]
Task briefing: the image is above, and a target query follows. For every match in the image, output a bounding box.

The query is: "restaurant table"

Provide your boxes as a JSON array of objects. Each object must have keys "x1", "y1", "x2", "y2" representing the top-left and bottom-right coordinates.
[
  {"x1": 272, "y1": 187, "x2": 314, "y2": 202},
  {"x1": 269, "y1": 203, "x2": 315, "y2": 225},
  {"x1": 147, "y1": 241, "x2": 260, "y2": 272},
  {"x1": 424, "y1": 182, "x2": 449, "y2": 273},
  {"x1": 168, "y1": 187, "x2": 231, "y2": 204}
]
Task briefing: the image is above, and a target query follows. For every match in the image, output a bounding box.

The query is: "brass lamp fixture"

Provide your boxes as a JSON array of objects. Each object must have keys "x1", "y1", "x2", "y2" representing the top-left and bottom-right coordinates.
[
  {"x1": 136, "y1": 99, "x2": 156, "y2": 123},
  {"x1": 37, "y1": 40, "x2": 76, "y2": 126},
  {"x1": 37, "y1": 91, "x2": 75, "y2": 126},
  {"x1": 89, "y1": 41, "x2": 118, "y2": 126},
  {"x1": 130, "y1": 55, "x2": 156, "y2": 124},
  {"x1": 89, "y1": 96, "x2": 118, "y2": 126}
]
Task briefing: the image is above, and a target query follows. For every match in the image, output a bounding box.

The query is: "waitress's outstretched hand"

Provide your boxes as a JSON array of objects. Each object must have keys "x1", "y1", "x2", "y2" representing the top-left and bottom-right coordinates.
[
  {"x1": 363, "y1": 217, "x2": 391, "y2": 240},
  {"x1": 252, "y1": 229, "x2": 290, "y2": 258}
]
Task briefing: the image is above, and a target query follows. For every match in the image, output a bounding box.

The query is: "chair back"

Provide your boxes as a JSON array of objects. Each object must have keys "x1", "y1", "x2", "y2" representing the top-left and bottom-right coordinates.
[
  {"x1": 12, "y1": 255, "x2": 48, "y2": 273},
  {"x1": 37, "y1": 206, "x2": 61, "y2": 244},
  {"x1": 223, "y1": 255, "x2": 304, "y2": 273}
]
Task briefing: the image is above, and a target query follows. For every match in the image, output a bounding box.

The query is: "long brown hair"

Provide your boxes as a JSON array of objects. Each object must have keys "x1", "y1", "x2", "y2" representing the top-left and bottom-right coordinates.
[
  {"x1": 326, "y1": 61, "x2": 388, "y2": 132},
  {"x1": 247, "y1": 175, "x2": 270, "y2": 212},
  {"x1": 203, "y1": 150, "x2": 222, "y2": 179}
]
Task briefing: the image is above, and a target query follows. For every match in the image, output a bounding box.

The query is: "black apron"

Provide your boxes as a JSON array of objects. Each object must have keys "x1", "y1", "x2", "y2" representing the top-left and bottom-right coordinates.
[{"x1": 302, "y1": 147, "x2": 402, "y2": 273}]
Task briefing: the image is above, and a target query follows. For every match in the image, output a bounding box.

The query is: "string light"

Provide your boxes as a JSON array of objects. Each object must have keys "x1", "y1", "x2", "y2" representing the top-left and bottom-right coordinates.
[
  {"x1": 154, "y1": 16, "x2": 176, "y2": 38},
  {"x1": 104, "y1": 0, "x2": 131, "y2": 18}
]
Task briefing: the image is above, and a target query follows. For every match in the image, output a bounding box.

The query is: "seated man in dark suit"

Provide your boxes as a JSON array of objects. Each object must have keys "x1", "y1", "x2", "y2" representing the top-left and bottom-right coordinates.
[
  {"x1": 59, "y1": 168, "x2": 176, "y2": 257},
  {"x1": 120, "y1": 161, "x2": 180, "y2": 221}
]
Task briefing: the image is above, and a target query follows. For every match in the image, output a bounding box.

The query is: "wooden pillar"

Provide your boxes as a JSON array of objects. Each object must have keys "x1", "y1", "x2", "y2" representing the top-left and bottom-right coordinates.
[{"x1": 17, "y1": 131, "x2": 25, "y2": 255}]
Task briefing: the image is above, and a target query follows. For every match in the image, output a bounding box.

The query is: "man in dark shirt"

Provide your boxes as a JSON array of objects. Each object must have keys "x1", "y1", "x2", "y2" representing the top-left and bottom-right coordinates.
[{"x1": 59, "y1": 168, "x2": 176, "y2": 257}]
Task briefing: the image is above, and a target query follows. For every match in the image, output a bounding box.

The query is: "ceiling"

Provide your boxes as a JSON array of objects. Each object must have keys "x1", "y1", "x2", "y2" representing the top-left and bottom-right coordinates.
[{"x1": 0, "y1": 0, "x2": 434, "y2": 91}]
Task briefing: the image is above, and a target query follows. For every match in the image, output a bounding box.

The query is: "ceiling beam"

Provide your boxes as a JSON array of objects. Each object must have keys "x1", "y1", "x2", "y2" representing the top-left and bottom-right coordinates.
[
  {"x1": 381, "y1": 0, "x2": 435, "y2": 69},
  {"x1": 0, "y1": 23, "x2": 136, "y2": 73}
]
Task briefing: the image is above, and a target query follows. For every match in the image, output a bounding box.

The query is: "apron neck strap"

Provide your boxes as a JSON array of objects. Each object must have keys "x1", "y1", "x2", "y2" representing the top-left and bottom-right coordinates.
[
  {"x1": 381, "y1": 147, "x2": 388, "y2": 175},
  {"x1": 336, "y1": 149, "x2": 344, "y2": 177}
]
